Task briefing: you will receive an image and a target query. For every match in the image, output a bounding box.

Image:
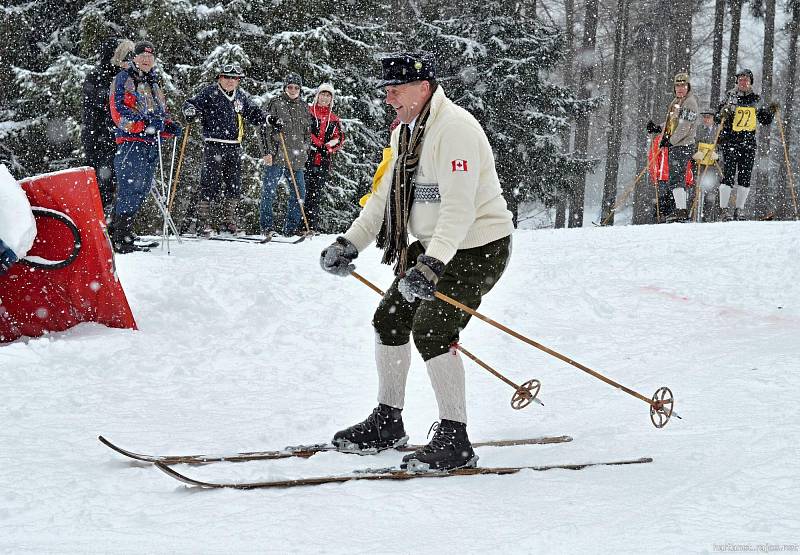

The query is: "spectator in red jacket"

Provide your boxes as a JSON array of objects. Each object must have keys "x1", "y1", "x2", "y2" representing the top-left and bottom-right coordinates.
[{"x1": 305, "y1": 83, "x2": 344, "y2": 231}]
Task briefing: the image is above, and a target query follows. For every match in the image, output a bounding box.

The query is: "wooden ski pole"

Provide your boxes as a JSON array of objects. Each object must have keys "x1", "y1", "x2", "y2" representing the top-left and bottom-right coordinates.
[
  {"x1": 351, "y1": 270, "x2": 680, "y2": 428},
  {"x1": 278, "y1": 131, "x2": 312, "y2": 234},
  {"x1": 349, "y1": 271, "x2": 543, "y2": 409},
  {"x1": 775, "y1": 109, "x2": 799, "y2": 219},
  {"x1": 168, "y1": 123, "x2": 191, "y2": 214}
]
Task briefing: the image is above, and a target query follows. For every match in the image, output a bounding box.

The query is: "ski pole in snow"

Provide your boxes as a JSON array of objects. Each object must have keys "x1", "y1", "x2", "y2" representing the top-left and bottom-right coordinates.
[
  {"x1": 278, "y1": 131, "x2": 312, "y2": 236},
  {"x1": 775, "y1": 109, "x2": 799, "y2": 220},
  {"x1": 356, "y1": 270, "x2": 679, "y2": 428},
  {"x1": 350, "y1": 271, "x2": 543, "y2": 410}
]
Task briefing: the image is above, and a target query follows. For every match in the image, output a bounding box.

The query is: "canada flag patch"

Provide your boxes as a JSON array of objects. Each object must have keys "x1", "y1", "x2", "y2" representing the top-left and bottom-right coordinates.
[{"x1": 451, "y1": 159, "x2": 468, "y2": 172}]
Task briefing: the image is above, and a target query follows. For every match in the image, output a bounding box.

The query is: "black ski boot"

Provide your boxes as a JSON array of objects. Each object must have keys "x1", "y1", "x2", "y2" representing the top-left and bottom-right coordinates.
[
  {"x1": 332, "y1": 404, "x2": 409, "y2": 454},
  {"x1": 112, "y1": 214, "x2": 149, "y2": 254},
  {"x1": 400, "y1": 420, "x2": 478, "y2": 472}
]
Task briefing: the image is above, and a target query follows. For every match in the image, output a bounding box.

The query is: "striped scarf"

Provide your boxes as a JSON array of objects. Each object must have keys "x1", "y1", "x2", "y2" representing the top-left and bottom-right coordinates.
[{"x1": 375, "y1": 96, "x2": 433, "y2": 275}]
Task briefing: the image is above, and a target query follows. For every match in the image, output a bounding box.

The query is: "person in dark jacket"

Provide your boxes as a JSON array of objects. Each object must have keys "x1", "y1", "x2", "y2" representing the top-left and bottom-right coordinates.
[
  {"x1": 182, "y1": 62, "x2": 280, "y2": 235},
  {"x1": 81, "y1": 37, "x2": 134, "y2": 213},
  {"x1": 109, "y1": 41, "x2": 182, "y2": 253},
  {"x1": 304, "y1": 83, "x2": 344, "y2": 231},
  {"x1": 259, "y1": 72, "x2": 313, "y2": 237},
  {"x1": 715, "y1": 69, "x2": 778, "y2": 220}
]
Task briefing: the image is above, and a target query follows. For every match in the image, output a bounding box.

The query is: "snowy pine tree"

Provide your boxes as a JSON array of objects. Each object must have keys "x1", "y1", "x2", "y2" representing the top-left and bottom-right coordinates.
[{"x1": 413, "y1": 1, "x2": 599, "y2": 220}]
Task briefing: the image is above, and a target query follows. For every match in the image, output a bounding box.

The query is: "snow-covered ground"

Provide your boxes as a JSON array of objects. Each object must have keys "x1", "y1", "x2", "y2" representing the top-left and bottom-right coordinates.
[{"x1": 2, "y1": 222, "x2": 798, "y2": 554}]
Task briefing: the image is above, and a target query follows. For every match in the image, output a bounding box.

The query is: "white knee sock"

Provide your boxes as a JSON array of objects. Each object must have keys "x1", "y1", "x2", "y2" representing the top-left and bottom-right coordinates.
[
  {"x1": 376, "y1": 340, "x2": 411, "y2": 409},
  {"x1": 672, "y1": 187, "x2": 687, "y2": 210},
  {"x1": 425, "y1": 350, "x2": 467, "y2": 423},
  {"x1": 719, "y1": 184, "x2": 732, "y2": 208},
  {"x1": 735, "y1": 185, "x2": 750, "y2": 209}
]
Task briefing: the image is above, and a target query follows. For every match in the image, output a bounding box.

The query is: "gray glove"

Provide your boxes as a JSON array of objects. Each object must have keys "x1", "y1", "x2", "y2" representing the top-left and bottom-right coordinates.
[
  {"x1": 320, "y1": 236, "x2": 358, "y2": 276},
  {"x1": 398, "y1": 254, "x2": 446, "y2": 302}
]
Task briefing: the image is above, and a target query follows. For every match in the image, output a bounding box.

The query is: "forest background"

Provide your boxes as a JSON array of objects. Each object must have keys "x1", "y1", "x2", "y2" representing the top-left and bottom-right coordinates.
[{"x1": 0, "y1": 0, "x2": 798, "y2": 232}]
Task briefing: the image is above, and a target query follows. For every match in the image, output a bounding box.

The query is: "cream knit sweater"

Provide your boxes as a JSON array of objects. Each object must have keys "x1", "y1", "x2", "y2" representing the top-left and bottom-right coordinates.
[{"x1": 343, "y1": 86, "x2": 514, "y2": 264}]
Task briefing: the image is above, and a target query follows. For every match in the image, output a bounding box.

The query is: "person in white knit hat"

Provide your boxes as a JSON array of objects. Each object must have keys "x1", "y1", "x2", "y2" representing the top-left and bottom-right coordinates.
[{"x1": 305, "y1": 83, "x2": 344, "y2": 231}]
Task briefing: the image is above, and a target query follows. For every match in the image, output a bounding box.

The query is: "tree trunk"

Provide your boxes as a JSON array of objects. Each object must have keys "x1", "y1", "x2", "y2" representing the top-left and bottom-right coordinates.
[
  {"x1": 670, "y1": 0, "x2": 692, "y2": 74},
  {"x1": 710, "y1": 0, "x2": 726, "y2": 105},
  {"x1": 777, "y1": 1, "x2": 800, "y2": 220},
  {"x1": 725, "y1": 0, "x2": 744, "y2": 92},
  {"x1": 632, "y1": 22, "x2": 658, "y2": 225},
  {"x1": 556, "y1": 0, "x2": 576, "y2": 229},
  {"x1": 569, "y1": 0, "x2": 599, "y2": 228},
  {"x1": 653, "y1": 6, "x2": 673, "y2": 119},
  {"x1": 600, "y1": 0, "x2": 630, "y2": 225},
  {"x1": 751, "y1": 0, "x2": 776, "y2": 219}
]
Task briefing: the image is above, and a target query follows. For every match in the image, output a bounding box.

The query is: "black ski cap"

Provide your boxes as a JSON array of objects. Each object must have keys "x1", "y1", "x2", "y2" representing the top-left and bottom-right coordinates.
[
  {"x1": 736, "y1": 68, "x2": 754, "y2": 85},
  {"x1": 284, "y1": 72, "x2": 302, "y2": 87},
  {"x1": 377, "y1": 52, "x2": 435, "y2": 88},
  {"x1": 134, "y1": 41, "x2": 156, "y2": 57}
]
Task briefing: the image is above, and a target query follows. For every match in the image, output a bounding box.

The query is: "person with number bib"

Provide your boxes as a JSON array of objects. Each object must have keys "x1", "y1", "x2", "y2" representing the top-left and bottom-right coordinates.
[{"x1": 715, "y1": 69, "x2": 778, "y2": 220}]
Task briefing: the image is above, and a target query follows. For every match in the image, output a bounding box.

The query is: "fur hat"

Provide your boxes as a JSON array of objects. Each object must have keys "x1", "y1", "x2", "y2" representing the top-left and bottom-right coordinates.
[{"x1": 111, "y1": 39, "x2": 135, "y2": 67}]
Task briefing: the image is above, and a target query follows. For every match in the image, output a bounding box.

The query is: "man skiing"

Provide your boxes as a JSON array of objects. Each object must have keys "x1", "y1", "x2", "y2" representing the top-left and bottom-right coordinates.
[
  {"x1": 182, "y1": 62, "x2": 280, "y2": 235},
  {"x1": 109, "y1": 41, "x2": 182, "y2": 253},
  {"x1": 319, "y1": 53, "x2": 514, "y2": 471},
  {"x1": 715, "y1": 69, "x2": 778, "y2": 220}
]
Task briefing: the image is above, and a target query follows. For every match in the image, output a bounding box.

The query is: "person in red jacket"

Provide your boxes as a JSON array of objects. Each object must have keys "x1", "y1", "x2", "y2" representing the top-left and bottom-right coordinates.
[{"x1": 305, "y1": 83, "x2": 344, "y2": 231}]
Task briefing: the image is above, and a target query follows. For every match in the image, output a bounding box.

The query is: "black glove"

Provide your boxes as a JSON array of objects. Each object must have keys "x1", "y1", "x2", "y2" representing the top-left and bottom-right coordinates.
[
  {"x1": 165, "y1": 121, "x2": 183, "y2": 138},
  {"x1": 182, "y1": 104, "x2": 199, "y2": 122},
  {"x1": 267, "y1": 115, "x2": 283, "y2": 131},
  {"x1": 720, "y1": 104, "x2": 735, "y2": 119},
  {"x1": 0, "y1": 239, "x2": 18, "y2": 276},
  {"x1": 658, "y1": 134, "x2": 671, "y2": 149},
  {"x1": 398, "y1": 254, "x2": 446, "y2": 302},
  {"x1": 320, "y1": 236, "x2": 358, "y2": 276},
  {"x1": 646, "y1": 120, "x2": 661, "y2": 134},
  {"x1": 768, "y1": 102, "x2": 779, "y2": 114}
]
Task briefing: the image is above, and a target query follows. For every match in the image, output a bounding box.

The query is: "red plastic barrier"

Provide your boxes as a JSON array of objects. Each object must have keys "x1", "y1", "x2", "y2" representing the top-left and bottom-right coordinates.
[{"x1": 0, "y1": 167, "x2": 136, "y2": 343}]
